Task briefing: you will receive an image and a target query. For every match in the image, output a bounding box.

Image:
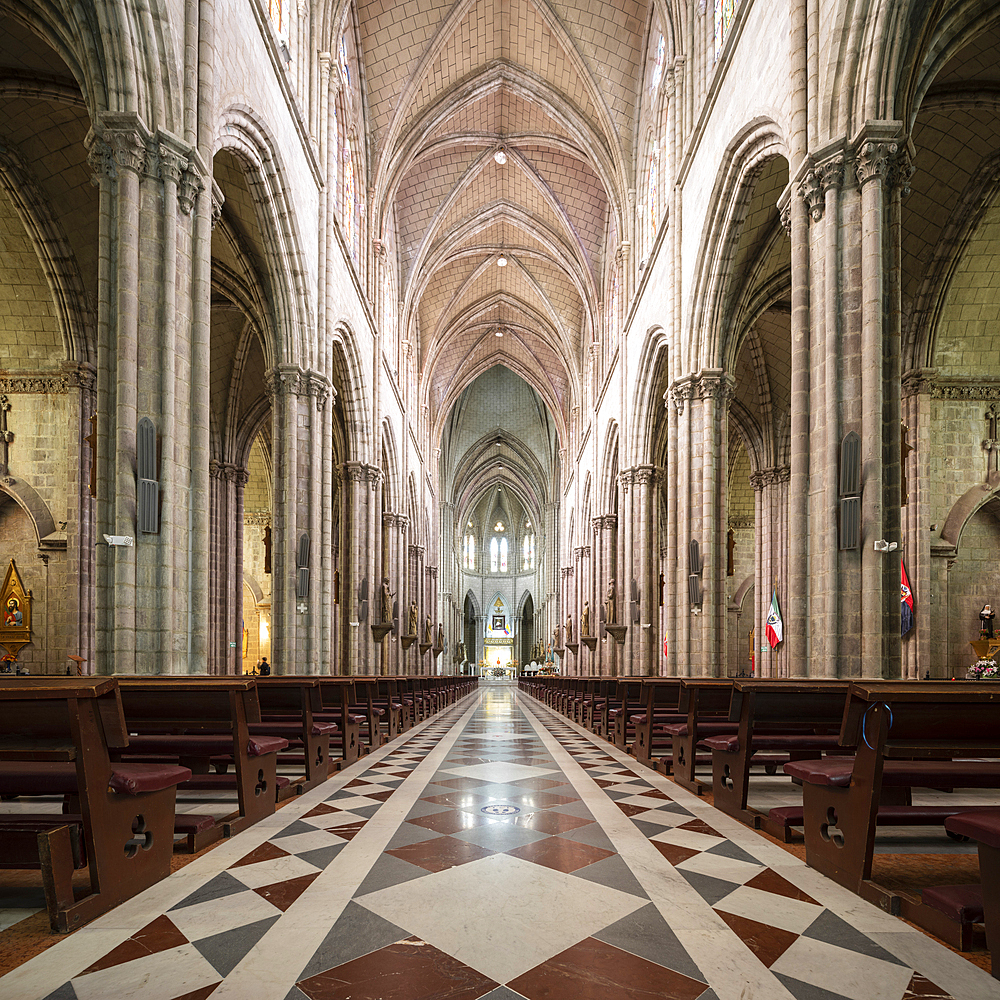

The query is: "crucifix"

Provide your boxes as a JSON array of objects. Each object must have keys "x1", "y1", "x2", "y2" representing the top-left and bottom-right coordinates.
[
  {"x1": 901, "y1": 421, "x2": 913, "y2": 505},
  {"x1": 726, "y1": 528, "x2": 735, "y2": 577},
  {"x1": 0, "y1": 395, "x2": 13, "y2": 484},
  {"x1": 85, "y1": 413, "x2": 97, "y2": 497}
]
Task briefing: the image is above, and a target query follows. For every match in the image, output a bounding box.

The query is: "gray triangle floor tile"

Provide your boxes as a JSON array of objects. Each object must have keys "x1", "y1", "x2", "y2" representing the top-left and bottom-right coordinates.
[
  {"x1": 404, "y1": 799, "x2": 452, "y2": 820},
  {"x1": 801, "y1": 909, "x2": 907, "y2": 966},
  {"x1": 273, "y1": 819, "x2": 325, "y2": 840},
  {"x1": 772, "y1": 972, "x2": 855, "y2": 1000},
  {"x1": 545, "y1": 799, "x2": 596, "y2": 820},
  {"x1": 594, "y1": 901, "x2": 707, "y2": 983},
  {"x1": 705, "y1": 839, "x2": 764, "y2": 867},
  {"x1": 41, "y1": 984, "x2": 78, "y2": 1000},
  {"x1": 170, "y1": 871, "x2": 250, "y2": 911},
  {"x1": 350, "y1": 802, "x2": 384, "y2": 818},
  {"x1": 386, "y1": 821, "x2": 447, "y2": 848},
  {"x1": 558, "y1": 821, "x2": 616, "y2": 852},
  {"x1": 297, "y1": 843, "x2": 346, "y2": 870},
  {"x1": 650, "y1": 800, "x2": 693, "y2": 816},
  {"x1": 573, "y1": 854, "x2": 650, "y2": 899},
  {"x1": 678, "y1": 870, "x2": 741, "y2": 907},
  {"x1": 476, "y1": 986, "x2": 530, "y2": 999},
  {"x1": 632, "y1": 818, "x2": 682, "y2": 839},
  {"x1": 299, "y1": 901, "x2": 410, "y2": 979},
  {"x1": 696, "y1": 989, "x2": 720, "y2": 1000},
  {"x1": 193, "y1": 915, "x2": 280, "y2": 978},
  {"x1": 353, "y1": 852, "x2": 429, "y2": 896},
  {"x1": 604, "y1": 788, "x2": 635, "y2": 800},
  {"x1": 284, "y1": 986, "x2": 310, "y2": 1000}
]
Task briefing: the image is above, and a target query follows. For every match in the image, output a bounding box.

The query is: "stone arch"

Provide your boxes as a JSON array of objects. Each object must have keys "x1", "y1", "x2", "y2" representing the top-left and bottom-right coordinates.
[
  {"x1": 686, "y1": 119, "x2": 788, "y2": 373},
  {"x1": 940, "y1": 481, "x2": 1000, "y2": 549},
  {"x1": 215, "y1": 106, "x2": 312, "y2": 370},
  {"x1": 380, "y1": 419, "x2": 400, "y2": 513},
  {"x1": 629, "y1": 326, "x2": 669, "y2": 464},
  {"x1": 601, "y1": 421, "x2": 621, "y2": 514},
  {"x1": 330, "y1": 322, "x2": 371, "y2": 463},
  {"x1": 0, "y1": 141, "x2": 95, "y2": 366},
  {"x1": 0, "y1": 478, "x2": 57, "y2": 545}
]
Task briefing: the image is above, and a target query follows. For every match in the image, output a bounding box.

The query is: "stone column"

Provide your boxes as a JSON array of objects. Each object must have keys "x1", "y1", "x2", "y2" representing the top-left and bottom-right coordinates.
[
  {"x1": 341, "y1": 462, "x2": 378, "y2": 674},
  {"x1": 668, "y1": 378, "x2": 694, "y2": 676},
  {"x1": 595, "y1": 514, "x2": 617, "y2": 676},
  {"x1": 854, "y1": 127, "x2": 901, "y2": 678},
  {"x1": 305, "y1": 373, "x2": 333, "y2": 675}
]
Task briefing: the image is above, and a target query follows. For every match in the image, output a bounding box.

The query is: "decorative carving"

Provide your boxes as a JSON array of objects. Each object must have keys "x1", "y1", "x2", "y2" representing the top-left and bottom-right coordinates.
[
  {"x1": 902, "y1": 368, "x2": 937, "y2": 398},
  {"x1": 86, "y1": 135, "x2": 115, "y2": 184},
  {"x1": 890, "y1": 147, "x2": 915, "y2": 197},
  {"x1": 798, "y1": 168, "x2": 824, "y2": 222},
  {"x1": 243, "y1": 510, "x2": 272, "y2": 526},
  {"x1": 105, "y1": 128, "x2": 147, "y2": 174},
  {"x1": 779, "y1": 203, "x2": 791, "y2": 236},
  {"x1": 178, "y1": 161, "x2": 205, "y2": 215},
  {"x1": 667, "y1": 377, "x2": 695, "y2": 414},
  {"x1": 855, "y1": 139, "x2": 897, "y2": 186},
  {"x1": 696, "y1": 370, "x2": 736, "y2": 402},
  {"x1": 818, "y1": 154, "x2": 845, "y2": 193},
  {"x1": 932, "y1": 380, "x2": 1000, "y2": 401},
  {"x1": 0, "y1": 372, "x2": 71, "y2": 394}
]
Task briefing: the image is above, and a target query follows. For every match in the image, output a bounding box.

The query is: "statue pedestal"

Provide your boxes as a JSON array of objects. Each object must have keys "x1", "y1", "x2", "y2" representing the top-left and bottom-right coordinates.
[
  {"x1": 970, "y1": 639, "x2": 1000, "y2": 660},
  {"x1": 419, "y1": 642, "x2": 432, "y2": 657},
  {"x1": 400, "y1": 634, "x2": 416, "y2": 651},
  {"x1": 371, "y1": 623, "x2": 394, "y2": 643},
  {"x1": 554, "y1": 646, "x2": 565, "y2": 657},
  {"x1": 605, "y1": 624, "x2": 628, "y2": 645},
  {"x1": 580, "y1": 635, "x2": 598, "y2": 651},
  {"x1": 566, "y1": 642, "x2": 579, "y2": 657}
]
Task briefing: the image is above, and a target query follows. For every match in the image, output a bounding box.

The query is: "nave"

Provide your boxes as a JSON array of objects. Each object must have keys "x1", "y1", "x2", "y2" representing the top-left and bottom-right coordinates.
[{"x1": 1, "y1": 684, "x2": 995, "y2": 1000}]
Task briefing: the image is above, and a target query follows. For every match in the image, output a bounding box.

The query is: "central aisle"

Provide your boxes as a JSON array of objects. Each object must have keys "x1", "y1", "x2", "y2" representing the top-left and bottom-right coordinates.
[{"x1": 3, "y1": 682, "x2": 995, "y2": 1000}]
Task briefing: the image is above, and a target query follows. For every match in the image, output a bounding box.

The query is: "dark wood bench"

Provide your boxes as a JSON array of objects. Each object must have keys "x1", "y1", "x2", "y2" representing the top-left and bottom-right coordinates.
[
  {"x1": 610, "y1": 678, "x2": 644, "y2": 752},
  {"x1": 114, "y1": 676, "x2": 287, "y2": 844},
  {"x1": 314, "y1": 678, "x2": 363, "y2": 768},
  {"x1": 0, "y1": 677, "x2": 190, "y2": 931},
  {"x1": 701, "y1": 679, "x2": 853, "y2": 835},
  {"x1": 784, "y1": 681, "x2": 1000, "y2": 913},
  {"x1": 633, "y1": 679, "x2": 686, "y2": 768},
  {"x1": 667, "y1": 678, "x2": 735, "y2": 792}
]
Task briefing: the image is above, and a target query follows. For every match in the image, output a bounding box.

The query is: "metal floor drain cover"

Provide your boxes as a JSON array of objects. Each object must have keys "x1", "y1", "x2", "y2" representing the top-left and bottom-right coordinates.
[{"x1": 481, "y1": 804, "x2": 520, "y2": 815}]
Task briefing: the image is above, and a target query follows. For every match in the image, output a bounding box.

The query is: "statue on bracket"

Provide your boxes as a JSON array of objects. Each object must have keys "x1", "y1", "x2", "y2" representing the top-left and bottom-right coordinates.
[{"x1": 605, "y1": 579, "x2": 617, "y2": 625}]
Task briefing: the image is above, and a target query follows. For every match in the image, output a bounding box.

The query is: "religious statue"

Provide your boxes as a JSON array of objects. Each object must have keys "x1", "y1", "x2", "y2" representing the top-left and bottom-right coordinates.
[
  {"x1": 424, "y1": 614, "x2": 433, "y2": 644},
  {"x1": 566, "y1": 613, "x2": 573, "y2": 644},
  {"x1": 553, "y1": 624, "x2": 561, "y2": 649},
  {"x1": 605, "y1": 579, "x2": 617, "y2": 625},
  {"x1": 981, "y1": 604, "x2": 996, "y2": 639},
  {"x1": 407, "y1": 600, "x2": 418, "y2": 636},
  {"x1": 380, "y1": 577, "x2": 394, "y2": 624},
  {"x1": 458, "y1": 640, "x2": 466, "y2": 662},
  {"x1": 436, "y1": 622, "x2": 444, "y2": 648},
  {"x1": 581, "y1": 601, "x2": 590, "y2": 636}
]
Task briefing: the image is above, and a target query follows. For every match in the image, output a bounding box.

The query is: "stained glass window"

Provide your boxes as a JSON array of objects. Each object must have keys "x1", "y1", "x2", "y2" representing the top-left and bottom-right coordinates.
[
  {"x1": 648, "y1": 148, "x2": 658, "y2": 248},
  {"x1": 343, "y1": 143, "x2": 356, "y2": 261},
  {"x1": 715, "y1": 0, "x2": 739, "y2": 58},
  {"x1": 500, "y1": 538, "x2": 508, "y2": 573},
  {"x1": 268, "y1": 0, "x2": 285, "y2": 33},
  {"x1": 650, "y1": 33, "x2": 664, "y2": 93},
  {"x1": 340, "y1": 34, "x2": 350, "y2": 86},
  {"x1": 490, "y1": 538, "x2": 498, "y2": 572}
]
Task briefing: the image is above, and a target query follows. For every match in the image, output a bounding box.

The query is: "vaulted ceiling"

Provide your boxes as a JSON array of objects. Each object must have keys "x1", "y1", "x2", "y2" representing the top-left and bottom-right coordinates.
[{"x1": 360, "y1": 0, "x2": 648, "y2": 493}]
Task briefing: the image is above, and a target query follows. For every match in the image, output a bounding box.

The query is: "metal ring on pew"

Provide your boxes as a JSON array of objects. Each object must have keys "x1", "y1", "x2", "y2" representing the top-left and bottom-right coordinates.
[{"x1": 862, "y1": 702, "x2": 894, "y2": 750}]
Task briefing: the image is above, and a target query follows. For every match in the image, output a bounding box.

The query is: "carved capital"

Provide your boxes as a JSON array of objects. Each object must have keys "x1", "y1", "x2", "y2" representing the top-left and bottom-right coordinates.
[
  {"x1": 105, "y1": 128, "x2": 147, "y2": 175},
  {"x1": 890, "y1": 146, "x2": 915, "y2": 197},
  {"x1": 798, "y1": 168, "x2": 824, "y2": 222},
  {"x1": 372, "y1": 239, "x2": 387, "y2": 261},
  {"x1": 749, "y1": 471, "x2": 767, "y2": 492},
  {"x1": 779, "y1": 203, "x2": 791, "y2": 236},
  {"x1": 157, "y1": 145, "x2": 185, "y2": 185},
  {"x1": 178, "y1": 161, "x2": 206, "y2": 215},
  {"x1": 305, "y1": 370, "x2": 333, "y2": 409},
  {"x1": 855, "y1": 139, "x2": 898, "y2": 186},
  {"x1": 244, "y1": 510, "x2": 272, "y2": 527},
  {"x1": 695, "y1": 369, "x2": 735, "y2": 402},
  {"x1": 265, "y1": 365, "x2": 303, "y2": 398},
  {"x1": 818, "y1": 154, "x2": 846, "y2": 193},
  {"x1": 86, "y1": 135, "x2": 115, "y2": 185},
  {"x1": 902, "y1": 367, "x2": 937, "y2": 398},
  {"x1": 64, "y1": 363, "x2": 97, "y2": 393},
  {"x1": 667, "y1": 376, "x2": 695, "y2": 414}
]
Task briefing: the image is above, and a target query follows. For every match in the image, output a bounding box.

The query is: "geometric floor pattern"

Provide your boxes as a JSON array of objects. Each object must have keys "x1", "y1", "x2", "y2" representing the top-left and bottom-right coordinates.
[{"x1": 1, "y1": 683, "x2": 995, "y2": 1000}]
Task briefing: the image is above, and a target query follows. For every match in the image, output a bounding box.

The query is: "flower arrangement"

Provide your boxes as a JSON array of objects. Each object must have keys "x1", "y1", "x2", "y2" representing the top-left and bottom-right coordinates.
[
  {"x1": 967, "y1": 658, "x2": 999, "y2": 680},
  {"x1": 0, "y1": 653, "x2": 16, "y2": 674}
]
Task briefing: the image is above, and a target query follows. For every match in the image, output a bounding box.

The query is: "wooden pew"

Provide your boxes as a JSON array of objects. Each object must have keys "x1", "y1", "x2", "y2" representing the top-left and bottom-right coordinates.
[
  {"x1": 667, "y1": 678, "x2": 736, "y2": 792},
  {"x1": 610, "y1": 678, "x2": 644, "y2": 753},
  {"x1": 0, "y1": 677, "x2": 190, "y2": 931},
  {"x1": 314, "y1": 678, "x2": 363, "y2": 768},
  {"x1": 114, "y1": 676, "x2": 287, "y2": 843},
  {"x1": 633, "y1": 679, "x2": 686, "y2": 769},
  {"x1": 700, "y1": 679, "x2": 852, "y2": 834},
  {"x1": 785, "y1": 681, "x2": 1000, "y2": 912}
]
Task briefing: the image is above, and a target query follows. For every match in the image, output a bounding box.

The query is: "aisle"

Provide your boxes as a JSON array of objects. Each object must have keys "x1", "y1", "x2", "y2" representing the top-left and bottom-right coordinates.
[{"x1": 1, "y1": 683, "x2": 994, "y2": 1000}]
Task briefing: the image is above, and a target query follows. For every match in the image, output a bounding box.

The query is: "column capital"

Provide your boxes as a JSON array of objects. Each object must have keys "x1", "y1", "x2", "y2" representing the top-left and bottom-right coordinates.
[
  {"x1": 98, "y1": 113, "x2": 151, "y2": 175},
  {"x1": 797, "y1": 168, "x2": 824, "y2": 222},
  {"x1": 667, "y1": 375, "x2": 695, "y2": 414},
  {"x1": 902, "y1": 367, "x2": 937, "y2": 398}
]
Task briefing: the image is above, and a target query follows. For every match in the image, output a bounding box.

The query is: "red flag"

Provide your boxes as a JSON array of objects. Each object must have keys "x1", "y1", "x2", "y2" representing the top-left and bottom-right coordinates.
[{"x1": 901, "y1": 559, "x2": 914, "y2": 635}]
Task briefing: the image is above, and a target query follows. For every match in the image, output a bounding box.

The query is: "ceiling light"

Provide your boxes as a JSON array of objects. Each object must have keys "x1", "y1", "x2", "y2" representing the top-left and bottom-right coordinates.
[
  {"x1": 495, "y1": 328, "x2": 504, "y2": 337},
  {"x1": 497, "y1": 255, "x2": 507, "y2": 267},
  {"x1": 494, "y1": 148, "x2": 507, "y2": 165}
]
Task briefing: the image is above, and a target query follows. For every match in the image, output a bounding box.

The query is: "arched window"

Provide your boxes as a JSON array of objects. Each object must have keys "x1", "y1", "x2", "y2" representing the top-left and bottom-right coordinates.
[
  {"x1": 339, "y1": 33, "x2": 351, "y2": 87},
  {"x1": 463, "y1": 533, "x2": 476, "y2": 570},
  {"x1": 650, "y1": 33, "x2": 664, "y2": 93},
  {"x1": 500, "y1": 538, "x2": 508, "y2": 573},
  {"x1": 343, "y1": 141, "x2": 356, "y2": 261},
  {"x1": 715, "y1": 0, "x2": 739, "y2": 58},
  {"x1": 647, "y1": 147, "x2": 658, "y2": 251},
  {"x1": 490, "y1": 537, "x2": 499, "y2": 572},
  {"x1": 522, "y1": 525, "x2": 535, "y2": 570}
]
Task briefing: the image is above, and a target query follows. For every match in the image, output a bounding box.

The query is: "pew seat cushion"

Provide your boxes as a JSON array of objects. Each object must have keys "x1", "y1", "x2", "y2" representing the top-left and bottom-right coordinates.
[
  {"x1": 785, "y1": 758, "x2": 1000, "y2": 788},
  {"x1": 945, "y1": 809, "x2": 1000, "y2": 849},
  {"x1": 0, "y1": 760, "x2": 191, "y2": 796},
  {"x1": 921, "y1": 884, "x2": 985, "y2": 924},
  {"x1": 700, "y1": 734, "x2": 842, "y2": 753}
]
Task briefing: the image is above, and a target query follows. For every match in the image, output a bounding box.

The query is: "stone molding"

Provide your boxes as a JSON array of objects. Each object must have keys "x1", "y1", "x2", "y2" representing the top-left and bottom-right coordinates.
[
  {"x1": 901, "y1": 368, "x2": 938, "y2": 398},
  {"x1": 593, "y1": 515, "x2": 617, "y2": 531},
  {"x1": 409, "y1": 544, "x2": 425, "y2": 558},
  {"x1": 749, "y1": 465, "x2": 790, "y2": 491},
  {"x1": 728, "y1": 515, "x2": 754, "y2": 529},
  {"x1": 383, "y1": 512, "x2": 408, "y2": 530},
  {"x1": 668, "y1": 371, "x2": 734, "y2": 412},
  {"x1": 0, "y1": 369, "x2": 96, "y2": 394},
  {"x1": 244, "y1": 510, "x2": 272, "y2": 526},
  {"x1": 932, "y1": 379, "x2": 1000, "y2": 402},
  {"x1": 855, "y1": 139, "x2": 898, "y2": 186}
]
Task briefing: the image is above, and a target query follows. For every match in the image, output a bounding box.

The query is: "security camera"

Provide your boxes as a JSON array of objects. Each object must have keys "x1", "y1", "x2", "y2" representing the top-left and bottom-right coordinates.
[{"x1": 103, "y1": 534, "x2": 135, "y2": 547}]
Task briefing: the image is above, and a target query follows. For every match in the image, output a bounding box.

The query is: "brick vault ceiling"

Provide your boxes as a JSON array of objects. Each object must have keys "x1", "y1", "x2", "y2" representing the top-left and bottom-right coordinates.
[{"x1": 361, "y1": 0, "x2": 645, "y2": 477}]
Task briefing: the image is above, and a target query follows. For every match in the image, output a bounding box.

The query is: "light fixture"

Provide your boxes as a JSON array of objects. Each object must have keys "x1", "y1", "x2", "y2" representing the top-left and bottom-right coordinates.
[
  {"x1": 495, "y1": 328, "x2": 503, "y2": 337},
  {"x1": 494, "y1": 147, "x2": 507, "y2": 165},
  {"x1": 497, "y1": 255, "x2": 507, "y2": 267}
]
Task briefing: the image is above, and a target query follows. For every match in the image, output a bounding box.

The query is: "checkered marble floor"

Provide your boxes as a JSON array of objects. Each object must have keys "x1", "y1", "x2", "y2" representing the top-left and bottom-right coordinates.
[{"x1": 1, "y1": 683, "x2": 995, "y2": 1000}]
